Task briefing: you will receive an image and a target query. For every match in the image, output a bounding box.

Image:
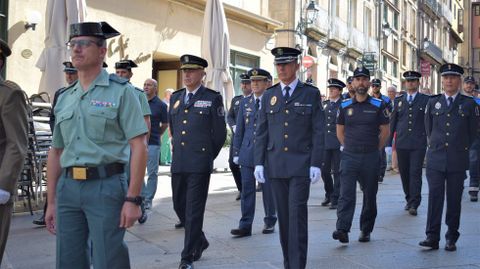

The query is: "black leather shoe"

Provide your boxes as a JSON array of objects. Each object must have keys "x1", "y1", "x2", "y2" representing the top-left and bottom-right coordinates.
[
  {"x1": 235, "y1": 192, "x2": 241, "y2": 201},
  {"x1": 32, "y1": 215, "x2": 46, "y2": 226},
  {"x1": 332, "y1": 230, "x2": 349, "y2": 243},
  {"x1": 408, "y1": 208, "x2": 417, "y2": 216},
  {"x1": 321, "y1": 197, "x2": 331, "y2": 206},
  {"x1": 262, "y1": 224, "x2": 275, "y2": 234},
  {"x1": 419, "y1": 238, "x2": 439, "y2": 250},
  {"x1": 230, "y1": 228, "x2": 252, "y2": 237},
  {"x1": 404, "y1": 204, "x2": 410, "y2": 211},
  {"x1": 256, "y1": 184, "x2": 262, "y2": 192},
  {"x1": 178, "y1": 261, "x2": 193, "y2": 269},
  {"x1": 193, "y1": 239, "x2": 209, "y2": 261},
  {"x1": 329, "y1": 203, "x2": 337, "y2": 210},
  {"x1": 470, "y1": 192, "x2": 478, "y2": 202},
  {"x1": 358, "y1": 231, "x2": 370, "y2": 242},
  {"x1": 445, "y1": 240, "x2": 457, "y2": 251},
  {"x1": 175, "y1": 221, "x2": 184, "y2": 229},
  {"x1": 378, "y1": 176, "x2": 384, "y2": 183}
]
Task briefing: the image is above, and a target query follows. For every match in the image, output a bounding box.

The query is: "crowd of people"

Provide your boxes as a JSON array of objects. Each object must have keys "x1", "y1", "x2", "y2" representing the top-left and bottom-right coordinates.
[{"x1": 0, "y1": 20, "x2": 479, "y2": 269}]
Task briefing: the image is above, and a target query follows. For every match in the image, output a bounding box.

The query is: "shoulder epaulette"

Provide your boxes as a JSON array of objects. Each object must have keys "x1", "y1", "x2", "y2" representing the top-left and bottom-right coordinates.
[
  {"x1": 172, "y1": 88, "x2": 184, "y2": 95},
  {"x1": 266, "y1": 83, "x2": 280, "y2": 91},
  {"x1": 341, "y1": 98, "x2": 353, "y2": 108},
  {"x1": 369, "y1": 97, "x2": 382, "y2": 108},
  {"x1": 204, "y1": 87, "x2": 220, "y2": 94},
  {"x1": 300, "y1": 82, "x2": 319, "y2": 90},
  {"x1": 109, "y1": 73, "x2": 128, "y2": 84}
]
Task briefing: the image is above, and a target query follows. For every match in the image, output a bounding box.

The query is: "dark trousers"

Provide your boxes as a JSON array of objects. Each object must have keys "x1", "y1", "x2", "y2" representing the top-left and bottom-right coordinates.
[
  {"x1": 378, "y1": 148, "x2": 387, "y2": 179},
  {"x1": 171, "y1": 173, "x2": 210, "y2": 262},
  {"x1": 239, "y1": 167, "x2": 277, "y2": 229},
  {"x1": 337, "y1": 150, "x2": 380, "y2": 233},
  {"x1": 396, "y1": 148, "x2": 426, "y2": 209},
  {"x1": 425, "y1": 169, "x2": 465, "y2": 242},
  {"x1": 229, "y1": 145, "x2": 242, "y2": 192},
  {"x1": 321, "y1": 149, "x2": 341, "y2": 204},
  {"x1": 0, "y1": 202, "x2": 12, "y2": 264},
  {"x1": 469, "y1": 149, "x2": 480, "y2": 193},
  {"x1": 270, "y1": 177, "x2": 310, "y2": 269}
]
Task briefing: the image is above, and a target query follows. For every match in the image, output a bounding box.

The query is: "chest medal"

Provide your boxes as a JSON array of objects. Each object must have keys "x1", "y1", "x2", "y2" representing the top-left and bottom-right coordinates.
[
  {"x1": 270, "y1": 96, "x2": 277, "y2": 106},
  {"x1": 173, "y1": 100, "x2": 180, "y2": 109}
]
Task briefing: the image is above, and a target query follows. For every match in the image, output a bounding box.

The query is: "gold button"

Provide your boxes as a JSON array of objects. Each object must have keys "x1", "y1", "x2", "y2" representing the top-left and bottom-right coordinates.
[
  {"x1": 285, "y1": 110, "x2": 289, "y2": 114},
  {"x1": 436, "y1": 112, "x2": 439, "y2": 116},
  {"x1": 284, "y1": 134, "x2": 288, "y2": 139},
  {"x1": 202, "y1": 148, "x2": 206, "y2": 151},
  {"x1": 409, "y1": 107, "x2": 412, "y2": 111},
  {"x1": 183, "y1": 120, "x2": 187, "y2": 124},
  {"x1": 184, "y1": 109, "x2": 188, "y2": 113},
  {"x1": 408, "y1": 121, "x2": 412, "y2": 124},
  {"x1": 199, "y1": 111, "x2": 203, "y2": 114},
  {"x1": 328, "y1": 117, "x2": 331, "y2": 120},
  {"x1": 447, "y1": 114, "x2": 450, "y2": 117},
  {"x1": 182, "y1": 131, "x2": 186, "y2": 135},
  {"x1": 327, "y1": 123, "x2": 330, "y2": 126},
  {"x1": 408, "y1": 129, "x2": 412, "y2": 132},
  {"x1": 253, "y1": 132, "x2": 256, "y2": 135},
  {"x1": 284, "y1": 122, "x2": 288, "y2": 126},
  {"x1": 327, "y1": 130, "x2": 331, "y2": 133},
  {"x1": 181, "y1": 142, "x2": 185, "y2": 146},
  {"x1": 446, "y1": 132, "x2": 450, "y2": 136},
  {"x1": 445, "y1": 143, "x2": 449, "y2": 147},
  {"x1": 284, "y1": 147, "x2": 288, "y2": 151},
  {"x1": 465, "y1": 147, "x2": 468, "y2": 150},
  {"x1": 270, "y1": 110, "x2": 273, "y2": 113},
  {"x1": 446, "y1": 123, "x2": 450, "y2": 126},
  {"x1": 254, "y1": 123, "x2": 257, "y2": 127},
  {"x1": 409, "y1": 114, "x2": 412, "y2": 117}
]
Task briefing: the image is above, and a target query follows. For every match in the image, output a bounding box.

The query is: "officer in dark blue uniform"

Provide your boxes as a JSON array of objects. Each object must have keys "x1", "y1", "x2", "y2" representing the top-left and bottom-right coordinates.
[
  {"x1": 227, "y1": 73, "x2": 252, "y2": 200},
  {"x1": 463, "y1": 75, "x2": 480, "y2": 202},
  {"x1": 419, "y1": 63, "x2": 479, "y2": 252},
  {"x1": 342, "y1": 76, "x2": 354, "y2": 99},
  {"x1": 320, "y1": 78, "x2": 345, "y2": 209},
  {"x1": 389, "y1": 71, "x2": 429, "y2": 216},
  {"x1": 254, "y1": 47, "x2": 324, "y2": 269},
  {"x1": 231, "y1": 68, "x2": 277, "y2": 237},
  {"x1": 333, "y1": 67, "x2": 390, "y2": 244},
  {"x1": 169, "y1": 54, "x2": 227, "y2": 269},
  {"x1": 371, "y1": 78, "x2": 391, "y2": 183}
]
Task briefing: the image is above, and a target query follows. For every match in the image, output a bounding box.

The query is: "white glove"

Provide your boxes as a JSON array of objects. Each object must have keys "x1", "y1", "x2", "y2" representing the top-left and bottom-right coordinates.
[
  {"x1": 233, "y1": 156, "x2": 239, "y2": 165},
  {"x1": 309, "y1": 166, "x2": 321, "y2": 184},
  {"x1": 384, "y1": 147, "x2": 392, "y2": 155},
  {"x1": 232, "y1": 125, "x2": 236, "y2": 133},
  {"x1": 340, "y1": 146, "x2": 344, "y2": 152},
  {"x1": 0, "y1": 188, "x2": 11, "y2": 205},
  {"x1": 254, "y1": 165, "x2": 265, "y2": 183}
]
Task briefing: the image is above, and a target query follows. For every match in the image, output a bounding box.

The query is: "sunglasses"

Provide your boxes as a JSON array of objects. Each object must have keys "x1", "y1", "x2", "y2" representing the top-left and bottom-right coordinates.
[{"x1": 66, "y1": 39, "x2": 102, "y2": 49}]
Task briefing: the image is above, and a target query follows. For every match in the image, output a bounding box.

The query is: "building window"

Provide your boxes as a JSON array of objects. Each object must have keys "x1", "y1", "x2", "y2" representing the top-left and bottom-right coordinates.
[
  {"x1": 393, "y1": 38, "x2": 399, "y2": 57},
  {"x1": 392, "y1": 61, "x2": 398, "y2": 77},
  {"x1": 410, "y1": 7, "x2": 416, "y2": 37},
  {"x1": 393, "y1": 12, "x2": 399, "y2": 30},
  {"x1": 350, "y1": 0, "x2": 357, "y2": 28},
  {"x1": 365, "y1": 6, "x2": 372, "y2": 37},
  {"x1": 383, "y1": 5, "x2": 388, "y2": 22},
  {"x1": 402, "y1": 42, "x2": 407, "y2": 66},
  {"x1": 229, "y1": 51, "x2": 260, "y2": 95},
  {"x1": 382, "y1": 56, "x2": 388, "y2": 72},
  {"x1": 475, "y1": 5, "x2": 480, "y2": 16}
]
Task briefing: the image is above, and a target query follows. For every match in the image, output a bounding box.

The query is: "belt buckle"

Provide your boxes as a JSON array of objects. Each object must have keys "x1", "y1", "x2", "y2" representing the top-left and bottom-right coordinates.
[{"x1": 72, "y1": 167, "x2": 87, "y2": 180}]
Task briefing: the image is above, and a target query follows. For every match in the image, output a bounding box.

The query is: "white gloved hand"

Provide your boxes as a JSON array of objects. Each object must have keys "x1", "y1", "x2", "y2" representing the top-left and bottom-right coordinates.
[
  {"x1": 254, "y1": 165, "x2": 265, "y2": 183},
  {"x1": 340, "y1": 146, "x2": 344, "y2": 152},
  {"x1": 0, "y1": 189, "x2": 11, "y2": 205},
  {"x1": 309, "y1": 166, "x2": 321, "y2": 184},
  {"x1": 384, "y1": 147, "x2": 392, "y2": 155},
  {"x1": 233, "y1": 156, "x2": 239, "y2": 165},
  {"x1": 232, "y1": 125, "x2": 236, "y2": 133}
]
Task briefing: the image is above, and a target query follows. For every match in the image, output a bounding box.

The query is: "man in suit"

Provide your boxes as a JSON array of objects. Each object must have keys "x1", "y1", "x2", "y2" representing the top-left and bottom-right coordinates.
[
  {"x1": 463, "y1": 76, "x2": 480, "y2": 202},
  {"x1": 320, "y1": 78, "x2": 345, "y2": 209},
  {"x1": 169, "y1": 54, "x2": 227, "y2": 269},
  {"x1": 231, "y1": 68, "x2": 277, "y2": 237},
  {"x1": 227, "y1": 73, "x2": 252, "y2": 200},
  {"x1": 419, "y1": 63, "x2": 479, "y2": 251},
  {"x1": 389, "y1": 71, "x2": 429, "y2": 216},
  {"x1": 254, "y1": 47, "x2": 325, "y2": 269},
  {"x1": 0, "y1": 38, "x2": 28, "y2": 264}
]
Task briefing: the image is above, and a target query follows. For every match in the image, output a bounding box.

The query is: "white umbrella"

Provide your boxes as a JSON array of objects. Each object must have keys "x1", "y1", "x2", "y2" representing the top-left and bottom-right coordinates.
[
  {"x1": 201, "y1": 0, "x2": 234, "y2": 109},
  {"x1": 36, "y1": 0, "x2": 87, "y2": 99}
]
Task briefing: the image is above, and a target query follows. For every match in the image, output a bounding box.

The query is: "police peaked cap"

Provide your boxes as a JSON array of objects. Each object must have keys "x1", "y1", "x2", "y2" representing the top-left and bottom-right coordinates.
[
  {"x1": 371, "y1": 78, "x2": 381, "y2": 86},
  {"x1": 248, "y1": 68, "x2": 271, "y2": 80},
  {"x1": 271, "y1": 47, "x2": 301, "y2": 64},
  {"x1": 439, "y1": 63, "x2": 464, "y2": 76},
  {"x1": 179, "y1": 54, "x2": 208, "y2": 70},
  {"x1": 403, "y1": 71, "x2": 422, "y2": 81},
  {"x1": 327, "y1": 78, "x2": 346, "y2": 89}
]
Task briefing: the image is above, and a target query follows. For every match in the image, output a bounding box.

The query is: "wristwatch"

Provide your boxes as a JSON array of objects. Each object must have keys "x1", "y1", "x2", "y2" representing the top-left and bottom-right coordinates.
[{"x1": 124, "y1": 196, "x2": 143, "y2": 205}]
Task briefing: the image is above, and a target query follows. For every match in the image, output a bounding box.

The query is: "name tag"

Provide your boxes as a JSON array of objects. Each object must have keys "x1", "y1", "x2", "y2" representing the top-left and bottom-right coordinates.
[
  {"x1": 363, "y1": 110, "x2": 376, "y2": 113},
  {"x1": 294, "y1": 102, "x2": 312, "y2": 107},
  {"x1": 91, "y1": 100, "x2": 116, "y2": 108},
  {"x1": 194, "y1": 100, "x2": 212, "y2": 108}
]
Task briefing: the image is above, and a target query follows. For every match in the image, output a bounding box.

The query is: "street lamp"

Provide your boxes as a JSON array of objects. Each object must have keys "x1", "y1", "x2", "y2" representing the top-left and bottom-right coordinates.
[{"x1": 296, "y1": 0, "x2": 320, "y2": 34}]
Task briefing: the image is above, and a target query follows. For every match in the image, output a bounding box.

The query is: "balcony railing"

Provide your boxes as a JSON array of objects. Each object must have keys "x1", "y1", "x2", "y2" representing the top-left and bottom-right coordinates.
[
  {"x1": 311, "y1": 6, "x2": 330, "y2": 35},
  {"x1": 442, "y1": 3, "x2": 453, "y2": 24},
  {"x1": 330, "y1": 17, "x2": 349, "y2": 44},
  {"x1": 422, "y1": 40, "x2": 443, "y2": 64},
  {"x1": 424, "y1": 0, "x2": 441, "y2": 17},
  {"x1": 367, "y1": 37, "x2": 379, "y2": 55},
  {"x1": 349, "y1": 27, "x2": 365, "y2": 52}
]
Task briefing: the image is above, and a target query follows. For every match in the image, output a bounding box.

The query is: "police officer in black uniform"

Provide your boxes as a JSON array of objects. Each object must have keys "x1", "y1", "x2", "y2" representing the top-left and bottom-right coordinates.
[
  {"x1": 320, "y1": 78, "x2": 345, "y2": 209},
  {"x1": 463, "y1": 75, "x2": 480, "y2": 202},
  {"x1": 342, "y1": 76, "x2": 354, "y2": 99},
  {"x1": 227, "y1": 73, "x2": 252, "y2": 200},
  {"x1": 333, "y1": 67, "x2": 390, "y2": 244},
  {"x1": 390, "y1": 71, "x2": 429, "y2": 216},
  {"x1": 169, "y1": 54, "x2": 227, "y2": 269},
  {"x1": 419, "y1": 63, "x2": 479, "y2": 252},
  {"x1": 254, "y1": 47, "x2": 324, "y2": 269}
]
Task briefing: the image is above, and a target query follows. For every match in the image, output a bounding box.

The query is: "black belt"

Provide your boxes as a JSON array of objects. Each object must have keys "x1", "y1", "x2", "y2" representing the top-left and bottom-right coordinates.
[
  {"x1": 344, "y1": 145, "x2": 378, "y2": 153},
  {"x1": 65, "y1": 163, "x2": 125, "y2": 180}
]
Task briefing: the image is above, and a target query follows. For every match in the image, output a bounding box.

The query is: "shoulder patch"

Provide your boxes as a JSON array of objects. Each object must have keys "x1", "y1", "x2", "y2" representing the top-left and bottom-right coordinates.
[
  {"x1": 341, "y1": 98, "x2": 353, "y2": 108},
  {"x1": 369, "y1": 97, "x2": 382, "y2": 108},
  {"x1": 109, "y1": 73, "x2": 128, "y2": 84}
]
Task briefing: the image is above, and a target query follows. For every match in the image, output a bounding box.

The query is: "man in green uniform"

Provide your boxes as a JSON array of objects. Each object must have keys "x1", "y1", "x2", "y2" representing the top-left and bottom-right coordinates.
[{"x1": 45, "y1": 22, "x2": 148, "y2": 269}]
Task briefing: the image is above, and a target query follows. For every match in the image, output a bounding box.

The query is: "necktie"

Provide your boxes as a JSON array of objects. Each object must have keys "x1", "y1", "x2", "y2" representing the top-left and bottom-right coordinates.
[
  {"x1": 186, "y1": 92, "x2": 193, "y2": 104},
  {"x1": 255, "y1": 98, "x2": 260, "y2": 111},
  {"x1": 448, "y1": 96, "x2": 453, "y2": 107},
  {"x1": 408, "y1": 95, "x2": 413, "y2": 104},
  {"x1": 284, "y1": 86, "x2": 291, "y2": 101}
]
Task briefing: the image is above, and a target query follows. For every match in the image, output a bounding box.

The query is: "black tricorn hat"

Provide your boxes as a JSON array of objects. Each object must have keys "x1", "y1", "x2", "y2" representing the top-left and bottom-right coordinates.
[
  {"x1": 69, "y1": 21, "x2": 120, "y2": 40},
  {"x1": 115, "y1": 60, "x2": 137, "y2": 70}
]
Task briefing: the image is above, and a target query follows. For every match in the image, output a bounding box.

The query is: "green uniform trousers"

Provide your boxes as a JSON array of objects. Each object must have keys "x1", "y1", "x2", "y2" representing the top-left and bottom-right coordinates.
[{"x1": 56, "y1": 172, "x2": 130, "y2": 269}]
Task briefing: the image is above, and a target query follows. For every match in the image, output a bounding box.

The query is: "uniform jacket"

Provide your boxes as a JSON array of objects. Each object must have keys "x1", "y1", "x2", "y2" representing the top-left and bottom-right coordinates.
[
  {"x1": 232, "y1": 95, "x2": 259, "y2": 167},
  {"x1": 390, "y1": 93, "x2": 429, "y2": 150},
  {"x1": 254, "y1": 82, "x2": 325, "y2": 178},
  {"x1": 425, "y1": 94, "x2": 479, "y2": 172},
  {"x1": 169, "y1": 86, "x2": 227, "y2": 173},
  {"x1": 227, "y1": 95, "x2": 243, "y2": 130},
  {"x1": 322, "y1": 99, "x2": 341, "y2": 149},
  {"x1": 0, "y1": 78, "x2": 28, "y2": 194}
]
